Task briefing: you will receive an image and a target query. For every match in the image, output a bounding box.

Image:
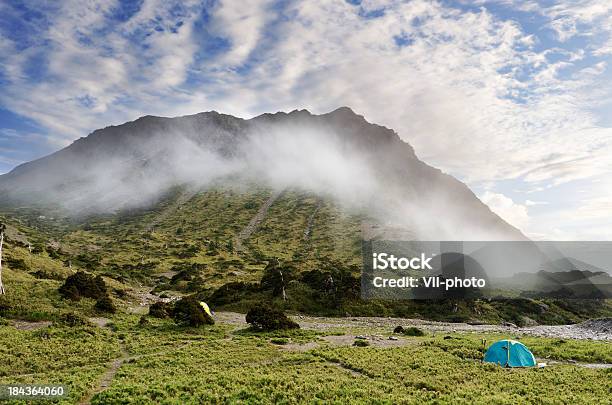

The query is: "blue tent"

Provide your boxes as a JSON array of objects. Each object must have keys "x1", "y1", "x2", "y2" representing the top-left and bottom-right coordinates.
[{"x1": 483, "y1": 340, "x2": 536, "y2": 367}]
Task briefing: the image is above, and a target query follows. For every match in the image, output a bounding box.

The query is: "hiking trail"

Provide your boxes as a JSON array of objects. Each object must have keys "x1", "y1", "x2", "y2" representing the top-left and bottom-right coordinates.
[
  {"x1": 303, "y1": 199, "x2": 322, "y2": 240},
  {"x1": 234, "y1": 190, "x2": 284, "y2": 252},
  {"x1": 78, "y1": 341, "x2": 129, "y2": 405},
  {"x1": 79, "y1": 338, "x2": 195, "y2": 404}
]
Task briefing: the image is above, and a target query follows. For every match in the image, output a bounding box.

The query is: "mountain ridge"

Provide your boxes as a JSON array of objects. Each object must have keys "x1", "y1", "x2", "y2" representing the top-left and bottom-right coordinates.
[{"x1": 0, "y1": 107, "x2": 524, "y2": 241}]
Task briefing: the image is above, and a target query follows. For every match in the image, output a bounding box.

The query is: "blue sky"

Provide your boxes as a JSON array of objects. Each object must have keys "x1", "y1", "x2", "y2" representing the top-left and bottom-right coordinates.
[{"x1": 0, "y1": 0, "x2": 611, "y2": 240}]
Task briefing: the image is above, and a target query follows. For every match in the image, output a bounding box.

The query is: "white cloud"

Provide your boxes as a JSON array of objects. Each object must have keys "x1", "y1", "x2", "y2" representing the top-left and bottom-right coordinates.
[
  {"x1": 480, "y1": 191, "x2": 530, "y2": 230},
  {"x1": 575, "y1": 197, "x2": 612, "y2": 219},
  {"x1": 0, "y1": 0, "x2": 205, "y2": 144},
  {"x1": 0, "y1": 0, "x2": 611, "y2": 240},
  {"x1": 544, "y1": 1, "x2": 612, "y2": 43},
  {"x1": 210, "y1": 0, "x2": 273, "y2": 66},
  {"x1": 525, "y1": 200, "x2": 548, "y2": 206}
]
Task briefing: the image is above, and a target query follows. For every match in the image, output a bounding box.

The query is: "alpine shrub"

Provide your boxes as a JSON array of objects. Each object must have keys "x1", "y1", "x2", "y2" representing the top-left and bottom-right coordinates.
[
  {"x1": 59, "y1": 271, "x2": 107, "y2": 301},
  {"x1": 245, "y1": 306, "x2": 299, "y2": 331},
  {"x1": 172, "y1": 296, "x2": 214, "y2": 326}
]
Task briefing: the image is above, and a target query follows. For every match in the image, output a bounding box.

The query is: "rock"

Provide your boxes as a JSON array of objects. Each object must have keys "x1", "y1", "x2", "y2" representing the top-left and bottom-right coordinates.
[
  {"x1": 389, "y1": 336, "x2": 399, "y2": 341},
  {"x1": 537, "y1": 303, "x2": 549, "y2": 313},
  {"x1": 578, "y1": 318, "x2": 612, "y2": 334},
  {"x1": 355, "y1": 335, "x2": 367, "y2": 340},
  {"x1": 520, "y1": 316, "x2": 538, "y2": 327},
  {"x1": 501, "y1": 321, "x2": 518, "y2": 328},
  {"x1": 467, "y1": 320, "x2": 485, "y2": 325}
]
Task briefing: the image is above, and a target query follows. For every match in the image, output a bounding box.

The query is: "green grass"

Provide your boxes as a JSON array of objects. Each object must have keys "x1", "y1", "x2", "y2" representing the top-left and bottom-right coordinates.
[
  {"x1": 0, "y1": 325, "x2": 120, "y2": 404},
  {"x1": 0, "y1": 310, "x2": 610, "y2": 404},
  {"x1": 0, "y1": 326, "x2": 120, "y2": 376}
]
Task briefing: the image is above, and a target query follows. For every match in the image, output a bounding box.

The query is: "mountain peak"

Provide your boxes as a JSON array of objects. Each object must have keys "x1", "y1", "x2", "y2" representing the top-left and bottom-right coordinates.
[{"x1": 330, "y1": 106, "x2": 357, "y2": 115}]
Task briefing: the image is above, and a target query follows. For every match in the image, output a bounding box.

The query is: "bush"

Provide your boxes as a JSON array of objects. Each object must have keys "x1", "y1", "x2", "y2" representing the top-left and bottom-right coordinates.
[
  {"x1": 95, "y1": 295, "x2": 116, "y2": 314},
  {"x1": 149, "y1": 301, "x2": 170, "y2": 318},
  {"x1": 245, "y1": 306, "x2": 299, "y2": 331},
  {"x1": 402, "y1": 326, "x2": 425, "y2": 336},
  {"x1": 6, "y1": 257, "x2": 28, "y2": 271},
  {"x1": 60, "y1": 285, "x2": 81, "y2": 301},
  {"x1": 170, "y1": 263, "x2": 206, "y2": 283},
  {"x1": 353, "y1": 339, "x2": 370, "y2": 347},
  {"x1": 58, "y1": 312, "x2": 90, "y2": 327},
  {"x1": 174, "y1": 243, "x2": 199, "y2": 259},
  {"x1": 393, "y1": 326, "x2": 405, "y2": 334},
  {"x1": 32, "y1": 270, "x2": 64, "y2": 281},
  {"x1": 300, "y1": 263, "x2": 360, "y2": 303},
  {"x1": 59, "y1": 271, "x2": 107, "y2": 301},
  {"x1": 172, "y1": 296, "x2": 214, "y2": 326},
  {"x1": 260, "y1": 260, "x2": 294, "y2": 298},
  {"x1": 208, "y1": 282, "x2": 258, "y2": 306}
]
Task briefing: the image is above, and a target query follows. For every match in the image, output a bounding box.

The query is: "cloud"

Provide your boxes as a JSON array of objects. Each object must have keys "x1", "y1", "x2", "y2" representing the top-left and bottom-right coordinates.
[
  {"x1": 525, "y1": 200, "x2": 548, "y2": 206},
  {"x1": 1, "y1": 0, "x2": 610, "y2": 184},
  {"x1": 210, "y1": 0, "x2": 273, "y2": 66},
  {"x1": 0, "y1": 0, "x2": 206, "y2": 144},
  {"x1": 480, "y1": 191, "x2": 530, "y2": 230},
  {"x1": 575, "y1": 197, "x2": 612, "y2": 219},
  {"x1": 543, "y1": 1, "x2": 612, "y2": 43},
  {"x1": 0, "y1": 0, "x2": 611, "y2": 240}
]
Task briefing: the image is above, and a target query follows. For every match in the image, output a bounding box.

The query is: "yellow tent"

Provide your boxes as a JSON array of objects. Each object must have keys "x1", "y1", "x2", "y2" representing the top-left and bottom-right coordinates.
[{"x1": 199, "y1": 301, "x2": 213, "y2": 318}]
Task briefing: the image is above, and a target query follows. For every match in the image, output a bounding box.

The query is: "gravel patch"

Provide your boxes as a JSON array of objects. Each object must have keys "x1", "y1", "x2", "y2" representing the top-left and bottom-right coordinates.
[
  {"x1": 215, "y1": 312, "x2": 611, "y2": 341},
  {"x1": 12, "y1": 320, "x2": 52, "y2": 331}
]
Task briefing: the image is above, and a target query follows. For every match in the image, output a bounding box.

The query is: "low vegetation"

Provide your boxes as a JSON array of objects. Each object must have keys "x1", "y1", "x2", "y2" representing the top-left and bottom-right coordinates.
[
  {"x1": 245, "y1": 306, "x2": 300, "y2": 331},
  {"x1": 94, "y1": 294, "x2": 116, "y2": 314},
  {"x1": 1, "y1": 314, "x2": 609, "y2": 404},
  {"x1": 405, "y1": 326, "x2": 426, "y2": 336}
]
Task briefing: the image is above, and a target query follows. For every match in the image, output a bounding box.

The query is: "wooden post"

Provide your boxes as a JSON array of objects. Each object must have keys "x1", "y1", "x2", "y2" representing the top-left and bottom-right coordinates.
[{"x1": 0, "y1": 224, "x2": 5, "y2": 295}]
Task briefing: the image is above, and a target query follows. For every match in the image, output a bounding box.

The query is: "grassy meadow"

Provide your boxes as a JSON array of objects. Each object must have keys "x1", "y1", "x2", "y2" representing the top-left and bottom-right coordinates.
[{"x1": 1, "y1": 314, "x2": 610, "y2": 404}]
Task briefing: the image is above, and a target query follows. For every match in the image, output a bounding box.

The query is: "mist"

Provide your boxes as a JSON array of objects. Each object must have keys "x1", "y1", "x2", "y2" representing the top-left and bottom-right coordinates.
[{"x1": 0, "y1": 111, "x2": 524, "y2": 241}]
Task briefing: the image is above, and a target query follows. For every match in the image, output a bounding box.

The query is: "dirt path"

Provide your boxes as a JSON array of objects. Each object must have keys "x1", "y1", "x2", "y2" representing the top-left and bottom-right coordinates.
[
  {"x1": 278, "y1": 334, "x2": 413, "y2": 352},
  {"x1": 538, "y1": 359, "x2": 612, "y2": 369},
  {"x1": 88, "y1": 317, "x2": 110, "y2": 328},
  {"x1": 234, "y1": 190, "x2": 283, "y2": 252},
  {"x1": 317, "y1": 356, "x2": 371, "y2": 378},
  {"x1": 303, "y1": 199, "x2": 322, "y2": 240},
  {"x1": 79, "y1": 341, "x2": 129, "y2": 405},
  {"x1": 79, "y1": 336, "x2": 194, "y2": 404},
  {"x1": 12, "y1": 320, "x2": 52, "y2": 331}
]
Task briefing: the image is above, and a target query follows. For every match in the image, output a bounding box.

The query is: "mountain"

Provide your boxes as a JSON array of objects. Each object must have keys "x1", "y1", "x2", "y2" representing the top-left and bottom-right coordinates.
[
  {"x1": 497, "y1": 265, "x2": 612, "y2": 299},
  {"x1": 0, "y1": 107, "x2": 524, "y2": 241},
  {"x1": 1, "y1": 109, "x2": 610, "y2": 325}
]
